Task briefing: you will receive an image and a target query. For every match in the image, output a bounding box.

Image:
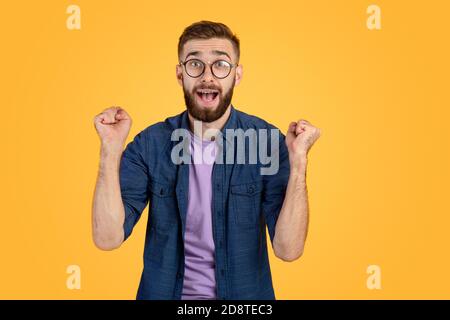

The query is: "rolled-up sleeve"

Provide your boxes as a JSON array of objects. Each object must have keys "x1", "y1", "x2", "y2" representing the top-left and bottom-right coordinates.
[
  {"x1": 262, "y1": 130, "x2": 290, "y2": 246},
  {"x1": 119, "y1": 130, "x2": 150, "y2": 241}
]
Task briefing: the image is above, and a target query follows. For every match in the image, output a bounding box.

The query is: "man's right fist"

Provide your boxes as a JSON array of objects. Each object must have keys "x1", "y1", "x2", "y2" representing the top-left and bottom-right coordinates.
[{"x1": 94, "y1": 106, "x2": 132, "y2": 155}]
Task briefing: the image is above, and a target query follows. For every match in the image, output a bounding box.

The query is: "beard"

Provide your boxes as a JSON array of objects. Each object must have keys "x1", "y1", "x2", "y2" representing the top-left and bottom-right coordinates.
[{"x1": 183, "y1": 79, "x2": 235, "y2": 123}]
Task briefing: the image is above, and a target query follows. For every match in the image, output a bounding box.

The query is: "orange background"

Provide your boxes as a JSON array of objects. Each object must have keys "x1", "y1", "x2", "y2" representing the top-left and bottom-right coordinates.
[{"x1": 0, "y1": 0, "x2": 449, "y2": 299}]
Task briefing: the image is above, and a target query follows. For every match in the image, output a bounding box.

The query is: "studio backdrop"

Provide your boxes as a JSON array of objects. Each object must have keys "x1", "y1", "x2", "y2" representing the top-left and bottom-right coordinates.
[{"x1": 0, "y1": 0, "x2": 449, "y2": 299}]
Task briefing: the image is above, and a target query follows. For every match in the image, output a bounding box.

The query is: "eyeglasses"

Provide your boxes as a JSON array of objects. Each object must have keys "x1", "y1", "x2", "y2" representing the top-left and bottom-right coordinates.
[{"x1": 179, "y1": 58, "x2": 236, "y2": 79}]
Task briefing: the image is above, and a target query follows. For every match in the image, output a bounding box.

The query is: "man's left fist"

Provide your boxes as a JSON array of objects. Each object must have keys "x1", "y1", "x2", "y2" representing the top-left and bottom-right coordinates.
[{"x1": 285, "y1": 119, "x2": 321, "y2": 164}]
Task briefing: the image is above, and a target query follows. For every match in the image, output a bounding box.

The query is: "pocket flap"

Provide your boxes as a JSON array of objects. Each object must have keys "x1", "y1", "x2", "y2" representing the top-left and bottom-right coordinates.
[
  {"x1": 149, "y1": 180, "x2": 176, "y2": 197},
  {"x1": 230, "y1": 181, "x2": 263, "y2": 196}
]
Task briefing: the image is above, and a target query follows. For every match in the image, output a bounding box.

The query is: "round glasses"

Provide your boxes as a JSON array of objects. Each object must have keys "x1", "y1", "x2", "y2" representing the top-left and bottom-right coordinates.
[{"x1": 180, "y1": 59, "x2": 236, "y2": 79}]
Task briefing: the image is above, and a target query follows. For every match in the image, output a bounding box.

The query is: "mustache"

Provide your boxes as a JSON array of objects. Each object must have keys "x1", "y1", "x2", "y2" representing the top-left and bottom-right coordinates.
[{"x1": 193, "y1": 84, "x2": 222, "y2": 93}]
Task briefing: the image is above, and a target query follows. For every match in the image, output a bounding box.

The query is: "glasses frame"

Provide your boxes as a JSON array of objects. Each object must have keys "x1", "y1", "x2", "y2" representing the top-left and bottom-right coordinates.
[{"x1": 179, "y1": 58, "x2": 236, "y2": 79}]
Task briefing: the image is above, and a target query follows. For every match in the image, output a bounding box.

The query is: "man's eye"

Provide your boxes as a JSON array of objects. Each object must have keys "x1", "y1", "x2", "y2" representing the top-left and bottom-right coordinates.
[
  {"x1": 189, "y1": 61, "x2": 201, "y2": 68},
  {"x1": 216, "y1": 61, "x2": 227, "y2": 67}
]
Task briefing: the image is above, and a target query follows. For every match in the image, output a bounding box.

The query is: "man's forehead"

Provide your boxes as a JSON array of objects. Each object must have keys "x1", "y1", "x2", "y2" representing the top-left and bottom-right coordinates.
[{"x1": 181, "y1": 38, "x2": 235, "y2": 59}]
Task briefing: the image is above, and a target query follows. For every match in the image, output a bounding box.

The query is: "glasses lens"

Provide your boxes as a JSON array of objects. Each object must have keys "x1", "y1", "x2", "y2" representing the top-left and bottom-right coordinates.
[
  {"x1": 185, "y1": 59, "x2": 204, "y2": 77},
  {"x1": 212, "y1": 60, "x2": 231, "y2": 78}
]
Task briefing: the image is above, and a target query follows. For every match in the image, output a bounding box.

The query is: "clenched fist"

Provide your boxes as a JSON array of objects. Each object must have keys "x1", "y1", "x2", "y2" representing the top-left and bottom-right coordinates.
[
  {"x1": 93, "y1": 106, "x2": 132, "y2": 156},
  {"x1": 286, "y1": 119, "x2": 321, "y2": 166}
]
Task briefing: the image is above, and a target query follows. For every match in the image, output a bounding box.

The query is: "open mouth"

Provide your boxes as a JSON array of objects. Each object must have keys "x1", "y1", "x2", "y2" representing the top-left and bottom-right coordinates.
[{"x1": 196, "y1": 89, "x2": 219, "y2": 106}]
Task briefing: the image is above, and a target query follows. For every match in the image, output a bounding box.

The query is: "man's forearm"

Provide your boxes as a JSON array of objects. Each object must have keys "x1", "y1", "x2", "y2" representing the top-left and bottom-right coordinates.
[
  {"x1": 91, "y1": 148, "x2": 125, "y2": 250},
  {"x1": 273, "y1": 157, "x2": 309, "y2": 262}
]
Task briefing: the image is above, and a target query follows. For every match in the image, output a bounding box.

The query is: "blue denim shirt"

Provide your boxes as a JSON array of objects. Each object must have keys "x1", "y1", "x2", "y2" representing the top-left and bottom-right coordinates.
[{"x1": 120, "y1": 105, "x2": 290, "y2": 300}]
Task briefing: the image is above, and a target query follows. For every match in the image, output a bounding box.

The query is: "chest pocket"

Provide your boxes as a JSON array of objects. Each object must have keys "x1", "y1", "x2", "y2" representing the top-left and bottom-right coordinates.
[
  {"x1": 148, "y1": 180, "x2": 179, "y2": 231},
  {"x1": 231, "y1": 180, "x2": 263, "y2": 227}
]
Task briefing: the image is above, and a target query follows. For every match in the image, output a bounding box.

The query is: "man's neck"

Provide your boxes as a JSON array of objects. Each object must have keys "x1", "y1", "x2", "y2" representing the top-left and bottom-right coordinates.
[{"x1": 188, "y1": 104, "x2": 232, "y2": 141}]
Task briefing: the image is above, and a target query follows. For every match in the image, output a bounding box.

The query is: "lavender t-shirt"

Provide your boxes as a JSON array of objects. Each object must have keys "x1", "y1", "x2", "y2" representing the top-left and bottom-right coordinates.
[{"x1": 181, "y1": 131, "x2": 217, "y2": 300}]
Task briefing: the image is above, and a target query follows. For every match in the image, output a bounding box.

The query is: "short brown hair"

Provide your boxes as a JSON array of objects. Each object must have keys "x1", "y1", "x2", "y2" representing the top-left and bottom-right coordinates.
[{"x1": 178, "y1": 20, "x2": 240, "y2": 62}]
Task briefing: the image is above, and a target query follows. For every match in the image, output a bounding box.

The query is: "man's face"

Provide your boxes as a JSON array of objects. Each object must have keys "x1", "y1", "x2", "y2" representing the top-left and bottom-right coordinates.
[{"x1": 176, "y1": 38, "x2": 243, "y2": 122}]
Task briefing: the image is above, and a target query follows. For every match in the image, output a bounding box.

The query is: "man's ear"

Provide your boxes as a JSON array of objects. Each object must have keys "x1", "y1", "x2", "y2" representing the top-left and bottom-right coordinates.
[
  {"x1": 176, "y1": 64, "x2": 183, "y2": 86},
  {"x1": 234, "y1": 64, "x2": 243, "y2": 86}
]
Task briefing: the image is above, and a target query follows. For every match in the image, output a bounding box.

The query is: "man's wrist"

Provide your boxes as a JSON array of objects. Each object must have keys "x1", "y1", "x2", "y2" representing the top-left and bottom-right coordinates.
[
  {"x1": 100, "y1": 144, "x2": 123, "y2": 166},
  {"x1": 290, "y1": 155, "x2": 308, "y2": 179}
]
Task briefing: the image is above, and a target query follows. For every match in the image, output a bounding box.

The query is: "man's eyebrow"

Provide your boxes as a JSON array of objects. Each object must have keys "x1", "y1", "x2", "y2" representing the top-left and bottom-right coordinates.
[
  {"x1": 184, "y1": 50, "x2": 232, "y2": 61},
  {"x1": 211, "y1": 50, "x2": 231, "y2": 60},
  {"x1": 184, "y1": 51, "x2": 201, "y2": 60}
]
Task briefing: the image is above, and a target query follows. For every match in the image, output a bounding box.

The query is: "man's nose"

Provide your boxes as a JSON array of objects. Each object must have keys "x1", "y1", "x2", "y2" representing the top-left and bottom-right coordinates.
[{"x1": 200, "y1": 65, "x2": 215, "y2": 82}]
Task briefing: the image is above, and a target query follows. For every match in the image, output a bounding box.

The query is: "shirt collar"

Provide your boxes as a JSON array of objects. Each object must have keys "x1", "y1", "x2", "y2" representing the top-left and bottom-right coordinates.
[{"x1": 180, "y1": 104, "x2": 238, "y2": 144}]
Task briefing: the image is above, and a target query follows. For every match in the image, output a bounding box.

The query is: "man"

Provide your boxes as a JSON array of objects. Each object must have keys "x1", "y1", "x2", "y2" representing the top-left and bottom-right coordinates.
[{"x1": 92, "y1": 21, "x2": 321, "y2": 300}]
